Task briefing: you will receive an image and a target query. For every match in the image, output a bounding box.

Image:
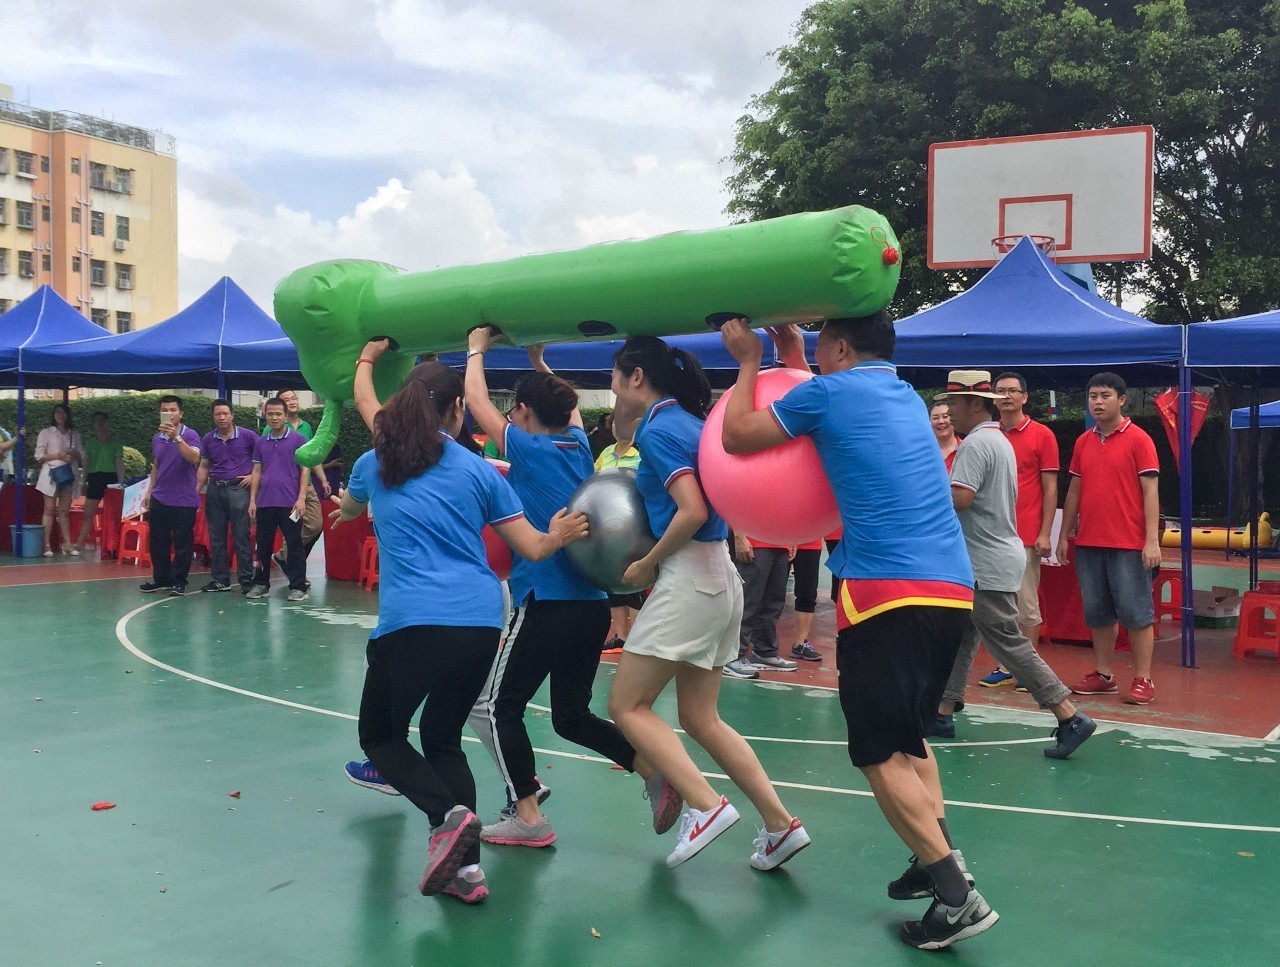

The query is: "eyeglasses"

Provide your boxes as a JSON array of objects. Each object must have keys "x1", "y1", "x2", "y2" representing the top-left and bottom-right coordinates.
[{"x1": 995, "y1": 387, "x2": 1025, "y2": 396}]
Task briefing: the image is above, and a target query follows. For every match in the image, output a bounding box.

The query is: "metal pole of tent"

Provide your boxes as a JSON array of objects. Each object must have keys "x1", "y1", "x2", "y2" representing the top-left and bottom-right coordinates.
[
  {"x1": 1225, "y1": 423, "x2": 1234, "y2": 562},
  {"x1": 217, "y1": 373, "x2": 227, "y2": 399},
  {"x1": 13, "y1": 375, "x2": 25, "y2": 557},
  {"x1": 1177, "y1": 360, "x2": 1196, "y2": 667},
  {"x1": 1249, "y1": 394, "x2": 1261, "y2": 591}
]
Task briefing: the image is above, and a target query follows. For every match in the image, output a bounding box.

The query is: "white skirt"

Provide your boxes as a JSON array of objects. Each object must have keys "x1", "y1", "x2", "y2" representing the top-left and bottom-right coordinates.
[{"x1": 623, "y1": 539, "x2": 743, "y2": 669}]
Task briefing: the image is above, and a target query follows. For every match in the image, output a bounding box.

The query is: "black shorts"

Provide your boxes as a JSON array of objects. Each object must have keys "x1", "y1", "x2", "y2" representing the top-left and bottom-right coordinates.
[
  {"x1": 85, "y1": 472, "x2": 116, "y2": 501},
  {"x1": 606, "y1": 591, "x2": 645, "y2": 610},
  {"x1": 836, "y1": 605, "x2": 968, "y2": 768}
]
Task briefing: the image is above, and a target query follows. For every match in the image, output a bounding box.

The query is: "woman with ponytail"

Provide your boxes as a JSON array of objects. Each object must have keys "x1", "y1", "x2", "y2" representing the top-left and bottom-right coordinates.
[
  {"x1": 463, "y1": 327, "x2": 678, "y2": 848},
  {"x1": 335, "y1": 339, "x2": 588, "y2": 905},
  {"x1": 604, "y1": 335, "x2": 811, "y2": 871}
]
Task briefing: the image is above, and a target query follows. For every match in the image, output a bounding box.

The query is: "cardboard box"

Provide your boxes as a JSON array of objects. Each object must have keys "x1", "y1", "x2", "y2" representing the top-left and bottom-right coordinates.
[{"x1": 1192, "y1": 587, "x2": 1242, "y2": 627}]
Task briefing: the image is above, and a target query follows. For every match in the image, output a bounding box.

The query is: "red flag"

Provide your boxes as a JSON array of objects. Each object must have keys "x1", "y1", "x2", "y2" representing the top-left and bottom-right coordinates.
[{"x1": 1154, "y1": 389, "x2": 1210, "y2": 471}]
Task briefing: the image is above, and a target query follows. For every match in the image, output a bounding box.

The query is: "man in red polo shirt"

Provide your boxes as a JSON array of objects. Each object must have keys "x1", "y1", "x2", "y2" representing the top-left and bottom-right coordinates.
[
  {"x1": 1056, "y1": 373, "x2": 1161, "y2": 705},
  {"x1": 976, "y1": 373, "x2": 1060, "y2": 688}
]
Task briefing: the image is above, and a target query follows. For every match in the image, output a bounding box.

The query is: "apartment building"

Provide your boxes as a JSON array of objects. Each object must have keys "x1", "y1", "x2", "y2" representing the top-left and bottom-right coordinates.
[{"x1": 0, "y1": 84, "x2": 177, "y2": 333}]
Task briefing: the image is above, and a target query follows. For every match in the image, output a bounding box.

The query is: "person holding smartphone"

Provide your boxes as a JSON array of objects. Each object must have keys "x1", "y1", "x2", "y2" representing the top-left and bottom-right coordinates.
[
  {"x1": 246, "y1": 396, "x2": 309, "y2": 602},
  {"x1": 140, "y1": 397, "x2": 201, "y2": 594}
]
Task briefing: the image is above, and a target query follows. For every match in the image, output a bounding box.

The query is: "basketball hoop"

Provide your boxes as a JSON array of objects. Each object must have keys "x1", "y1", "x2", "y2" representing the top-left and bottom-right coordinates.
[{"x1": 991, "y1": 234, "x2": 1057, "y2": 261}]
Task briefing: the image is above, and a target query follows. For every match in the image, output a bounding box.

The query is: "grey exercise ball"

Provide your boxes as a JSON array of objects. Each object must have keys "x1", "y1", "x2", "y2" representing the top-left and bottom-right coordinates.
[{"x1": 563, "y1": 467, "x2": 657, "y2": 594}]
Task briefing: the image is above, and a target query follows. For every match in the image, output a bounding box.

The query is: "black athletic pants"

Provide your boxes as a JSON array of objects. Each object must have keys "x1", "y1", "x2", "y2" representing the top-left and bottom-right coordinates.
[
  {"x1": 149, "y1": 498, "x2": 196, "y2": 589},
  {"x1": 359, "y1": 625, "x2": 501, "y2": 865},
  {"x1": 252, "y1": 506, "x2": 306, "y2": 591}
]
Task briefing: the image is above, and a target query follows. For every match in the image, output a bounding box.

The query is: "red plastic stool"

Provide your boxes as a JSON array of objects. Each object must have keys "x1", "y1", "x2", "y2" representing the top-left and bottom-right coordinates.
[
  {"x1": 358, "y1": 536, "x2": 379, "y2": 590},
  {"x1": 118, "y1": 519, "x2": 151, "y2": 567},
  {"x1": 1152, "y1": 569, "x2": 1182, "y2": 628},
  {"x1": 1233, "y1": 591, "x2": 1280, "y2": 659}
]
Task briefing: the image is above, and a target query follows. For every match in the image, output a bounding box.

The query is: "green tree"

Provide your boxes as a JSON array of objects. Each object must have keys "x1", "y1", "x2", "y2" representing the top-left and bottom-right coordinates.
[{"x1": 727, "y1": 0, "x2": 1280, "y2": 322}]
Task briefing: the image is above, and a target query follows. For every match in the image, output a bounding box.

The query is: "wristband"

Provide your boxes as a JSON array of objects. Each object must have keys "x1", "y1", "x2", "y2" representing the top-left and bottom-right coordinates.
[
  {"x1": 467, "y1": 349, "x2": 485, "y2": 358},
  {"x1": 356, "y1": 358, "x2": 376, "y2": 367}
]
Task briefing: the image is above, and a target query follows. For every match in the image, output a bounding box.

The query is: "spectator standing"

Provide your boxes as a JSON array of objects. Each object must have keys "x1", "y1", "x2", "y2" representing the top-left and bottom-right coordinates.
[
  {"x1": 197, "y1": 399, "x2": 256, "y2": 593},
  {"x1": 34, "y1": 404, "x2": 82, "y2": 556},
  {"x1": 275, "y1": 389, "x2": 330, "y2": 583},
  {"x1": 2, "y1": 425, "x2": 25, "y2": 482},
  {"x1": 1057, "y1": 373, "x2": 1162, "y2": 705},
  {"x1": 141, "y1": 396, "x2": 202, "y2": 595},
  {"x1": 931, "y1": 400, "x2": 959, "y2": 470},
  {"x1": 586, "y1": 411, "x2": 615, "y2": 459},
  {"x1": 247, "y1": 397, "x2": 309, "y2": 601},
  {"x1": 74, "y1": 412, "x2": 125, "y2": 555},
  {"x1": 787, "y1": 536, "x2": 825, "y2": 662},
  {"x1": 723, "y1": 534, "x2": 799, "y2": 678}
]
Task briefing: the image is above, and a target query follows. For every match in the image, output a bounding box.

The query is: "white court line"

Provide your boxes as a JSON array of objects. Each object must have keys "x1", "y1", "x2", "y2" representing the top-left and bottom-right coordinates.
[{"x1": 114, "y1": 599, "x2": 1280, "y2": 835}]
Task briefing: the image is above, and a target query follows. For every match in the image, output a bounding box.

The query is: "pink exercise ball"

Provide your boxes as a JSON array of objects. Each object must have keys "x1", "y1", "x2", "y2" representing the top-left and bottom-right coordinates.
[
  {"x1": 483, "y1": 457, "x2": 514, "y2": 580},
  {"x1": 699, "y1": 368, "x2": 840, "y2": 546}
]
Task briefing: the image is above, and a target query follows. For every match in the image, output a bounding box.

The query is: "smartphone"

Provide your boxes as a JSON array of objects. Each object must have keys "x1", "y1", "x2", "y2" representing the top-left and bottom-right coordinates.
[
  {"x1": 289, "y1": 509, "x2": 301, "y2": 523},
  {"x1": 160, "y1": 414, "x2": 173, "y2": 427}
]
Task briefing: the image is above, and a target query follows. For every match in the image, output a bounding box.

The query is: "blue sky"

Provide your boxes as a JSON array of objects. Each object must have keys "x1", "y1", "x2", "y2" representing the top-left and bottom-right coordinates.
[{"x1": 8, "y1": 0, "x2": 812, "y2": 309}]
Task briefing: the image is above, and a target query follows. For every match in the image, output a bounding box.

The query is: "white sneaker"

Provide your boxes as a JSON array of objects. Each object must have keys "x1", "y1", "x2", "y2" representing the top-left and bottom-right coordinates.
[
  {"x1": 749, "y1": 655, "x2": 798, "y2": 672},
  {"x1": 749, "y1": 818, "x2": 811, "y2": 871},
  {"x1": 722, "y1": 658, "x2": 760, "y2": 680},
  {"x1": 666, "y1": 796, "x2": 740, "y2": 868}
]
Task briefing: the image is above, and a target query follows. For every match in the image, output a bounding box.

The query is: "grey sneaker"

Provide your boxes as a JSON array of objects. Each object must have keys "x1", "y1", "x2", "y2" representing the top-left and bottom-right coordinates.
[
  {"x1": 750, "y1": 655, "x2": 798, "y2": 672},
  {"x1": 899, "y1": 888, "x2": 999, "y2": 950},
  {"x1": 245, "y1": 584, "x2": 270, "y2": 599},
  {"x1": 887, "y1": 849, "x2": 975, "y2": 900},
  {"x1": 287, "y1": 588, "x2": 309, "y2": 602},
  {"x1": 722, "y1": 658, "x2": 760, "y2": 679},
  {"x1": 480, "y1": 812, "x2": 556, "y2": 847},
  {"x1": 643, "y1": 771, "x2": 683, "y2": 834}
]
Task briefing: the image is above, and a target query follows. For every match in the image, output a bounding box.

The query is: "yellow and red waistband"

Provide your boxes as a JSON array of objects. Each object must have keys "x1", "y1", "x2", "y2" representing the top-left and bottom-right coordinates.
[{"x1": 835, "y1": 578, "x2": 974, "y2": 631}]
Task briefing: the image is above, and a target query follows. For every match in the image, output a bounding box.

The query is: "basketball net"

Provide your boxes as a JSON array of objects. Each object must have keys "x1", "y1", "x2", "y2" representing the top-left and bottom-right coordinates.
[{"x1": 991, "y1": 234, "x2": 1057, "y2": 262}]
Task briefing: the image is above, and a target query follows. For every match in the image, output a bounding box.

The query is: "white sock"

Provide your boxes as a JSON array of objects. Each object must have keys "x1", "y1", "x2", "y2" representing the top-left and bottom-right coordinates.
[{"x1": 457, "y1": 863, "x2": 480, "y2": 875}]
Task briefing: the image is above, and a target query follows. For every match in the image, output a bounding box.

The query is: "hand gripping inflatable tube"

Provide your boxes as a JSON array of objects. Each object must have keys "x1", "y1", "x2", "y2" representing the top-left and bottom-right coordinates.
[{"x1": 274, "y1": 206, "x2": 900, "y2": 465}]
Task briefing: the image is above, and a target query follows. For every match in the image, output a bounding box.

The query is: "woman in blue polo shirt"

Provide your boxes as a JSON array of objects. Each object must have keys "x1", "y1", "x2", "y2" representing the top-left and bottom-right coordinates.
[
  {"x1": 463, "y1": 329, "x2": 677, "y2": 849},
  {"x1": 335, "y1": 345, "x2": 588, "y2": 905},
  {"x1": 603, "y1": 335, "x2": 810, "y2": 872}
]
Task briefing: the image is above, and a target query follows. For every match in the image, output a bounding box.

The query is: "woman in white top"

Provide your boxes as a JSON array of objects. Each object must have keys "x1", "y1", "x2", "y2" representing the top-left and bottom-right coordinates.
[{"x1": 34, "y1": 404, "x2": 83, "y2": 556}]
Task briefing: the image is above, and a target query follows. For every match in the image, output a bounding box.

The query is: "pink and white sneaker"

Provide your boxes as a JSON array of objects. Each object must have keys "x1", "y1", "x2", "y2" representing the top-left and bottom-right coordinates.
[
  {"x1": 749, "y1": 818, "x2": 811, "y2": 871},
  {"x1": 442, "y1": 866, "x2": 489, "y2": 904},
  {"x1": 666, "y1": 796, "x2": 740, "y2": 869}
]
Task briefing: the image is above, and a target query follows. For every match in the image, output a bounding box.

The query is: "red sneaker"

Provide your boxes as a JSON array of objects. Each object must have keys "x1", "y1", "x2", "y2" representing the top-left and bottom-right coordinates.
[
  {"x1": 1071, "y1": 671, "x2": 1118, "y2": 695},
  {"x1": 1124, "y1": 677, "x2": 1155, "y2": 705}
]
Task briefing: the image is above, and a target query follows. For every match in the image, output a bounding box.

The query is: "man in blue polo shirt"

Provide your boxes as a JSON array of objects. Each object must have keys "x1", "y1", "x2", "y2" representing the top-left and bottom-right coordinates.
[
  {"x1": 141, "y1": 396, "x2": 202, "y2": 597},
  {"x1": 247, "y1": 397, "x2": 309, "y2": 602},
  {"x1": 718, "y1": 315, "x2": 998, "y2": 952},
  {"x1": 197, "y1": 398, "x2": 256, "y2": 593}
]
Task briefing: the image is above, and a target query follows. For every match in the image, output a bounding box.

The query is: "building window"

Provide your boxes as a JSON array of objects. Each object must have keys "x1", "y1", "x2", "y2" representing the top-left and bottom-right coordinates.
[
  {"x1": 115, "y1": 215, "x2": 130, "y2": 241},
  {"x1": 70, "y1": 157, "x2": 81, "y2": 175},
  {"x1": 71, "y1": 207, "x2": 81, "y2": 224},
  {"x1": 116, "y1": 311, "x2": 133, "y2": 333},
  {"x1": 90, "y1": 210, "x2": 104, "y2": 236},
  {"x1": 0, "y1": 248, "x2": 9, "y2": 274},
  {"x1": 113, "y1": 168, "x2": 133, "y2": 194},
  {"x1": 91, "y1": 308, "x2": 109, "y2": 328},
  {"x1": 18, "y1": 251, "x2": 34, "y2": 278},
  {"x1": 41, "y1": 253, "x2": 51, "y2": 272},
  {"x1": 89, "y1": 161, "x2": 108, "y2": 189},
  {"x1": 71, "y1": 256, "x2": 81, "y2": 273},
  {"x1": 0, "y1": 299, "x2": 12, "y2": 314},
  {"x1": 0, "y1": 148, "x2": 8, "y2": 175},
  {"x1": 16, "y1": 151, "x2": 35, "y2": 175},
  {"x1": 90, "y1": 259, "x2": 106, "y2": 286},
  {"x1": 41, "y1": 204, "x2": 51, "y2": 222},
  {"x1": 40, "y1": 155, "x2": 50, "y2": 172},
  {"x1": 16, "y1": 201, "x2": 34, "y2": 229},
  {"x1": 116, "y1": 263, "x2": 134, "y2": 289},
  {"x1": 0, "y1": 198, "x2": 7, "y2": 225}
]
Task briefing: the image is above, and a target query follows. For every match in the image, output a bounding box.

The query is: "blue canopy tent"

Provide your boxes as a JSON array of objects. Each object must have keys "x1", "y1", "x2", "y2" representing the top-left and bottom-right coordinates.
[
  {"x1": 795, "y1": 237, "x2": 1197, "y2": 665},
  {"x1": 1, "y1": 286, "x2": 125, "y2": 555},
  {"x1": 21, "y1": 277, "x2": 305, "y2": 392},
  {"x1": 437, "y1": 329, "x2": 772, "y2": 389}
]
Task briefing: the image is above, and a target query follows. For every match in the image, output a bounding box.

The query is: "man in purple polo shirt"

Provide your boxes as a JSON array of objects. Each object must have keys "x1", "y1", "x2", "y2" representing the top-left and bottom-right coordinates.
[
  {"x1": 247, "y1": 397, "x2": 309, "y2": 602},
  {"x1": 196, "y1": 398, "x2": 256, "y2": 593},
  {"x1": 141, "y1": 395, "x2": 202, "y2": 596}
]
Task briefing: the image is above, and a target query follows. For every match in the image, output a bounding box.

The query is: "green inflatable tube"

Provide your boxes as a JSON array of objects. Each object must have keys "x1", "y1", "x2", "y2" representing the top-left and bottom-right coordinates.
[{"x1": 274, "y1": 206, "x2": 900, "y2": 465}]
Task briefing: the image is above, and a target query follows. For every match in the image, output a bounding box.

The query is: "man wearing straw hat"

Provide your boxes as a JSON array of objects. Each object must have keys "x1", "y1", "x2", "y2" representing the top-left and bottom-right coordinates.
[{"x1": 936, "y1": 370, "x2": 1096, "y2": 760}]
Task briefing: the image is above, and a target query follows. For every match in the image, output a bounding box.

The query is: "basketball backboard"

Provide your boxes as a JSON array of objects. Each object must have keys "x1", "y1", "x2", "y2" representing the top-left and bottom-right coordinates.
[{"x1": 927, "y1": 125, "x2": 1154, "y2": 269}]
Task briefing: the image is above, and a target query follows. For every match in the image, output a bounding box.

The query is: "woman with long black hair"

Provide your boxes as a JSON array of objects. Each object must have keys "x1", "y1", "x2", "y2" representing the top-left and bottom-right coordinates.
[
  {"x1": 463, "y1": 329, "x2": 678, "y2": 849},
  {"x1": 604, "y1": 335, "x2": 811, "y2": 870},
  {"x1": 335, "y1": 340, "x2": 588, "y2": 904}
]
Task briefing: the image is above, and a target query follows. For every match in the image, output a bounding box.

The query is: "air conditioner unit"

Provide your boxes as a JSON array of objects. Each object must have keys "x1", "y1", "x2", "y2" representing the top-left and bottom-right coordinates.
[
  {"x1": 114, "y1": 239, "x2": 127, "y2": 251},
  {"x1": 117, "y1": 280, "x2": 133, "y2": 290},
  {"x1": 19, "y1": 267, "x2": 35, "y2": 278}
]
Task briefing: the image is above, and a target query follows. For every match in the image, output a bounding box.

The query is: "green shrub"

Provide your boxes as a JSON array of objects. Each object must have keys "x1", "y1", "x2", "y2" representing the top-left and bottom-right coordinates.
[{"x1": 122, "y1": 445, "x2": 146, "y2": 478}]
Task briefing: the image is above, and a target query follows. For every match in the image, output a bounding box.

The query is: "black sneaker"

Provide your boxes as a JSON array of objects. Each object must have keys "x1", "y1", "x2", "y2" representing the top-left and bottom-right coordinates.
[
  {"x1": 1044, "y1": 712, "x2": 1097, "y2": 760},
  {"x1": 887, "y1": 851, "x2": 974, "y2": 900},
  {"x1": 932, "y1": 714, "x2": 955, "y2": 739},
  {"x1": 168, "y1": 585, "x2": 186, "y2": 597},
  {"x1": 899, "y1": 889, "x2": 999, "y2": 950},
  {"x1": 139, "y1": 582, "x2": 166, "y2": 593},
  {"x1": 201, "y1": 581, "x2": 231, "y2": 593}
]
